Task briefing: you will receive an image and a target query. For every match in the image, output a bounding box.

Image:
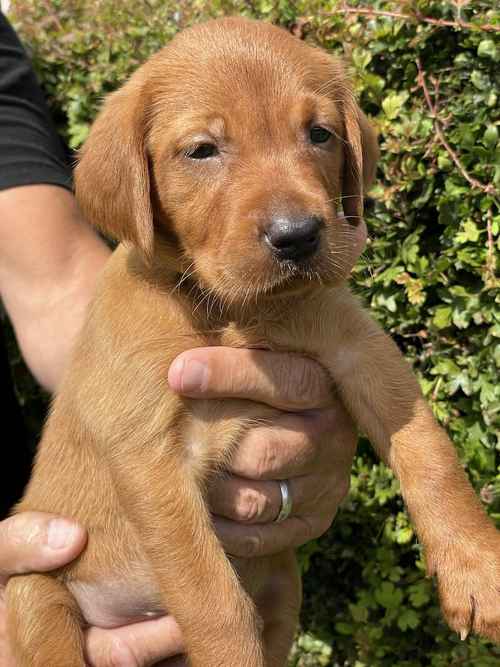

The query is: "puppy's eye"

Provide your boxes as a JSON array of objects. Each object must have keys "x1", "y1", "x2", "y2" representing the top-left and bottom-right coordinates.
[
  {"x1": 186, "y1": 143, "x2": 219, "y2": 160},
  {"x1": 310, "y1": 126, "x2": 332, "y2": 144}
]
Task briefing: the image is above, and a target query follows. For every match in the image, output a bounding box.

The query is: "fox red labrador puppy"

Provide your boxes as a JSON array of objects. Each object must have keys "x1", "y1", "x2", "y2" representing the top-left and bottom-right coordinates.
[{"x1": 6, "y1": 16, "x2": 500, "y2": 667}]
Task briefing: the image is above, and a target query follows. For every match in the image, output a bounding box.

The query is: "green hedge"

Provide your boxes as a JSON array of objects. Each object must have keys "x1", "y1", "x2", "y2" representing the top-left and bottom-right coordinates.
[{"x1": 9, "y1": 1, "x2": 500, "y2": 665}]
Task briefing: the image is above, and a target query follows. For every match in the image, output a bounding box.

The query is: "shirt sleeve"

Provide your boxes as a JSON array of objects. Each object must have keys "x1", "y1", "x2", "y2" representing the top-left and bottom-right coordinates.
[{"x1": 0, "y1": 12, "x2": 72, "y2": 192}]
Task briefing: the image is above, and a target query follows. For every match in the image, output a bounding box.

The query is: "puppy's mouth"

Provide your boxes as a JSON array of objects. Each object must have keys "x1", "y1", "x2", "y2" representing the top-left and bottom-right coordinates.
[
  {"x1": 181, "y1": 214, "x2": 356, "y2": 311},
  {"x1": 264, "y1": 256, "x2": 328, "y2": 293},
  {"x1": 235, "y1": 251, "x2": 333, "y2": 303}
]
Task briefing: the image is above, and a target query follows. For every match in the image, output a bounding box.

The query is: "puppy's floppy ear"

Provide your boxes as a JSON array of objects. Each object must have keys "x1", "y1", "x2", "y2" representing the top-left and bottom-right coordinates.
[
  {"x1": 341, "y1": 95, "x2": 379, "y2": 223},
  {"x1": 74, "y1": 78, "x2": 153, "y2": 259}
]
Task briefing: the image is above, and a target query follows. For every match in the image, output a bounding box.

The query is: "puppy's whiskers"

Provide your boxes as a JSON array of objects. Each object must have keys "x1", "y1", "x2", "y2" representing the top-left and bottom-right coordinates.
[{"x1": 171, "y1": 261, "x2": 196, "y2": 295}]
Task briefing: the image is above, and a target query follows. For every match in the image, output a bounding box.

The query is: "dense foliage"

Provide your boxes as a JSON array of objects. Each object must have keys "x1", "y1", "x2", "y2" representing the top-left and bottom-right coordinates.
[{"x1": 8, "y1": 1, "x2": 500, "y2": 665}]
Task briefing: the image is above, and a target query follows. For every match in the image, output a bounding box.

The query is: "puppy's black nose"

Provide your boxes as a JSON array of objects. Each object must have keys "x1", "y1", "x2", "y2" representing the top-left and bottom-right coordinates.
[{"x1": 265, "y1": 215, "x2": 323, "y2": 261}]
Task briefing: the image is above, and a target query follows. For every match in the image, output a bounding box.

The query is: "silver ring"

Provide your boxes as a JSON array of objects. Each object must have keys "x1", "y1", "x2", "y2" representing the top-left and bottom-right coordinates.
[{"x1": 275, "y1": 480, "x2": 293, "y2": 523}]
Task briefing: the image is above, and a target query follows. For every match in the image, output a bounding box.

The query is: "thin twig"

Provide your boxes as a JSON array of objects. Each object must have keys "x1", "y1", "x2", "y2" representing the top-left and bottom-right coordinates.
[
  {"x1": 416, "y1": 59, "x2": 496, "y2": 197},
  {"x1": 338, "y1": 3, "x2": 500, "y2": 33},
  {"x1": 485, "y1": 208, "x2": 497, "y2": 282},
  {"x1": 41, "y1": 0, "x2": 64, "y2": 32}
]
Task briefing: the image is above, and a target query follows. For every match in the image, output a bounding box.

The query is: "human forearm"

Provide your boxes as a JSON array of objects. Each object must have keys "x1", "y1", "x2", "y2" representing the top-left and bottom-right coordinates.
[{"x1": 0, "y1": 185, "x2": 110, "y2": 391}]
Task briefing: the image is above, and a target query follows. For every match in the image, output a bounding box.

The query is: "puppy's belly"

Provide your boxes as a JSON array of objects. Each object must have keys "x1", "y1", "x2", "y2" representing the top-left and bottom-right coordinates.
[
  {"x1": 68, "y1": 559, "x2": 274, "y2": 628},
  {"x1": 68, "y1": 576, "x2": 165, "y2": 628},
  {"x1": 62, "y1": 520, "x2": 167, "y2": 628}
]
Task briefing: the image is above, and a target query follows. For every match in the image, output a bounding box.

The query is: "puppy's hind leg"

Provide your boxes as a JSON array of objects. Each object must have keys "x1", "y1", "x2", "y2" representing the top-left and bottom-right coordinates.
[{"x1": 5, "y1": 574, "x2": 85, "y2": 667}]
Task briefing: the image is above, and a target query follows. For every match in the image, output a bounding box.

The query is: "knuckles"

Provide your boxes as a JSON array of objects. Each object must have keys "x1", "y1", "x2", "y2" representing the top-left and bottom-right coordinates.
[
  {"x1": 235, "y1": 427, "x2": 312, "y2": 480},
  {"x1": 275, "y1": 356, "x2": 331, "y2": 409},
  {"x1": 239, "y1": 534, "x2": 264, "y2": 559},
  {"x1": 312, "y1": 517, "x2": 335, "y2": 540},
  {"x1": 335, "y1": 477, "x2": 351, "y2": 505},
  {"x1": 234, "y1": 488, "x2": 273, "y2": 524},
  {"x1": 244, "y1": 440, "x2": 281, "y2": 480},
  {"x1": 88, "y1": 634, "x2": 139, "y2": 667}
]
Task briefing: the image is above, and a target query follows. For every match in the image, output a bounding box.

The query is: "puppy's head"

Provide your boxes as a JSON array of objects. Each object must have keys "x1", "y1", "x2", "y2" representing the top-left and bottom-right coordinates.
[{"x1": 76, "y1": 18, "x2": 378, "y2": 302}]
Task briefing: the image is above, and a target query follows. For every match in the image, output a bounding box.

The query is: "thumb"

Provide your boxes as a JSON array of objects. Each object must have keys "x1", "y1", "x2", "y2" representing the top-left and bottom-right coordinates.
[
  {"x1": 85, "y1": 615, "x2": 184, "y2": 666},
  {"x1": 168, "y1": 347, "x2": 332, "y2": 411},
  {"x1": 0, "y1": 513, "x2": 86, "y2": 584}
]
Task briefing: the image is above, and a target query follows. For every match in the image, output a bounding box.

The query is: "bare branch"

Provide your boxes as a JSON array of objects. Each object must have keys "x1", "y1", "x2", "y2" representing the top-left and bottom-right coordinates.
[
  {"x1": 416, "y1": 59, "x2": 497, "y2": 197},
  {"x1": 485, "y1": 208, "x2": 498, "y2": 284},
  {"x1": 338, "y1": 3, "x2": 500, "y2": 33}
]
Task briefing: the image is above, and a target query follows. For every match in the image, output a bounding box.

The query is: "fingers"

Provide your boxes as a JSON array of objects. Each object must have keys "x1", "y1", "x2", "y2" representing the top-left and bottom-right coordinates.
[
  {"x1": 214, "y1": 513, "x2": 334, "y2": 557},
  {"x1": 209, "y1": 407, "x2": 347, "y2": 525},
  {"x1": 0, "y1": 513, "x2": 87, "y2": 585},
  {"x1": 209, "y1": 476, "x2": 283, "y2": 524},
  {"x1": 85, "y1": 615, "x2": 184, "y2": 667},
  {"x1": 168, "y1": 347, "x2": 332, "y2": 411},
  {"x1": 210, "y1": 397, "x2": 357, "y2": 555},
  {"x1": 229, "y1": 408, "x2": 339, "y2": 480},
  {"x1": 210, "y1": 468, "x2": 349, "y2": 526},
  {"x1": 230, "y1": 400, "x2": 357, "y2": 484}
]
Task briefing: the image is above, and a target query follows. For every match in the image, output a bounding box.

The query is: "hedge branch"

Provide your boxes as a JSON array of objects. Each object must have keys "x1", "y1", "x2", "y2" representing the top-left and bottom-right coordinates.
[
  {"x1": 416, "y1": 59, "x2": 496, "y2": 197},
  {"x1": 485, "y1": 208, "x2": 497, "y2": 282},
  {"x1": 41, "y1": 0, "x2": 64, "y2": 32},
  {"x1": 338, "y1": 2, "x2": 500, "y2": 33}
]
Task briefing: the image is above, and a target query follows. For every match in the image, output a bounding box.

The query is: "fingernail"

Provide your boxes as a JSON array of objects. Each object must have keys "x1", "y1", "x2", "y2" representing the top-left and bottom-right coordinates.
[
  {"x1": 179, "y1": 360, "x2": 208, "y2": 393},
  {"x1": 47, "y1": 519, "x2": 80, "y2": 550}
]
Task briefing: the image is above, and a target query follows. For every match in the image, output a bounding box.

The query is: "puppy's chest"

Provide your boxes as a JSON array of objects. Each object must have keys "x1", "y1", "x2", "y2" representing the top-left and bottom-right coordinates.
[{"x1": 213, "y1": 310, "x2": 325, "y2": 355}]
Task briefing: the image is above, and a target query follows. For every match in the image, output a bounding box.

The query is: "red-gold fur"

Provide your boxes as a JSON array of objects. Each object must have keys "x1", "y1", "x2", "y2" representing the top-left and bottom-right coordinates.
[{"x1": 6, "y1": 18, "x2": 500, "y2": 666}]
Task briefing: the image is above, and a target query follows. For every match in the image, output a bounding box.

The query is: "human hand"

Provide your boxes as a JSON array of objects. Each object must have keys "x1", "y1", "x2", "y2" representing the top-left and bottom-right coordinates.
[
  {"x1": 0, "y1": 513, "x2": 185, "y2": 666},
  {"x1": 168, "y1": 347, "x2": 358, "y2": 558}
]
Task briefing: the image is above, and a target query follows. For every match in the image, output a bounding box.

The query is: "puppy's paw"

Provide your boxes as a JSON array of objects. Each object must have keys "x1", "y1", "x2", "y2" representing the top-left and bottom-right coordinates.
[{"x1": 429, "y1": 534, "x2": 500, "y2": 643}]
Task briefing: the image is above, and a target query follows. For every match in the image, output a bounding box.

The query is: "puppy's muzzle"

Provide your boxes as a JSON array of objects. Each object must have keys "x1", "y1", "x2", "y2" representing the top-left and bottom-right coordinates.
[{"x1": 264, "y1": 215, "x2": 323, "y2": 262}]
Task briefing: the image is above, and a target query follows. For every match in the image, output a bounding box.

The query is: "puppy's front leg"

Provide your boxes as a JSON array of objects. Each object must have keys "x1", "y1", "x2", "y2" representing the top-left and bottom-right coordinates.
[
  {"x1": 320, "y1": 291, "x2": 500, "y2": 642},
  {"x1": 103, "y1": 431, "x2": 264, "y2": 667}
]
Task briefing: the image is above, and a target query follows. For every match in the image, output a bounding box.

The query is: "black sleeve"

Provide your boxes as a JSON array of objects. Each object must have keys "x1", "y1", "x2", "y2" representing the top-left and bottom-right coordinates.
[
  {"x1": 0, "y1": 330, "x2": 32, "y2": 519},
  {"x1": 0, "y1": 12, "x2": 72, "y2": 192}
]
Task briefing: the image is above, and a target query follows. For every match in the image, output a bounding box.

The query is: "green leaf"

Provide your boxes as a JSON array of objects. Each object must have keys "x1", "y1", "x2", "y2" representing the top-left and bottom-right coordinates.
[
  {"x1": 352, "y1": 47, "x2": 372, "y2": 70},
  {"x1": 448, "y1": 371, "x2": 473, "y2": 396},
  {"x1": 374, "y1": 582, "x2": 403, "y2": 609},
  {"x1": 487, "y1": 91, "x2": 498, "y2": 108},
  {"x1": 335, "y1": 622, "x2": 354, "y2": 636},
  {"x1": 396, "y1": 526, "x2": 414, "y2": 544},
  {"x1": 433, "y1": 306, "x2": 452, "y2": 329},
  {"x1": 374, "y1": 292, "x2": 398, "y2": 312},
  {"x1": 377, "y1": 266, "x2": 405, "y2": 285},
  {"x1": 68, "y1": 122, "x2": 90, "y2": 148},
  {"x1": 471, "y1": 70, "x2": 490, "y2": 91},
  {"x1": 483, "y1": 124, "x2": 499, "y2": 149},
  {"x1": 349, "y1": 603, "x2": 369, "y2": 623},
  {"x1": 456, "y1": 220, "x2": 481, "y2": 244},
  {"x1": 477, "y1": 39, "x2": 498, "y2": 62},
  {"x1": 413, "y1": 181, "x2": 434, "y2": 208},
  {"x1": 382, "y1": 91, "x2": 409, "y2": 120},
  {"x1": 258, "y1": 0, "x2": 274, "y2": 13},
  {"x1": 431, "y1": 359, "x2": 460, "y2": 377},
  {"x1": 494, "y1": 344, "x2": 500, "y2": 368},
  {"x1": 409, "y1": 583, "x2": 431, "y2": 608},
  {"x1": 397, "y1": 608, "x2": 420, "y2": 631},
  {"x1": 437, "y1": 153, "x2": 453, "y2": 171},
  {"x1": 452, "y1": 307, "x2": 471, "y2": 329}
]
